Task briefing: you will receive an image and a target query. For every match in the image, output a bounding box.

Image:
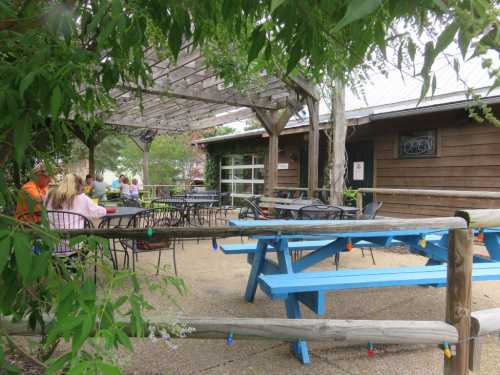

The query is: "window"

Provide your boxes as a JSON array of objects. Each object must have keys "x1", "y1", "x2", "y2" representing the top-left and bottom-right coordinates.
[
  {"x1": 220, "y1": 153, "x2": 265, "y2": 205},
  {"x1": 399, "y1": 129, "x2": 437, "y2": 158}
]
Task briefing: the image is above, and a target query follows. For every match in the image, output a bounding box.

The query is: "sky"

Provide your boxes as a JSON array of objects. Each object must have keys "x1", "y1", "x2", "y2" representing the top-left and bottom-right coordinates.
[{"x1": 226, "y1": 44, "x2": 499, "y2": 132}]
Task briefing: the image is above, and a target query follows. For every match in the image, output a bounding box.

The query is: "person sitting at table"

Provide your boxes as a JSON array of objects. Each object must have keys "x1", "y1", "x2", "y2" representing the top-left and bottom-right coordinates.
[
  {"x1": 16, "y1": 162, "x2": 52, "y2": 223},
  {"x1": 129, "y1": 178, "x2": 139, "y2": 200},
  {"x1": 45, "y1": 174, "x2": 107, "y2": 226},
  {"x1": 120, "y1": 176, "x2": 131, "y2": 199},
  {"x1": 83, "y1": 174, "x2": 94, "y2": 195},
  {"x1": 92, "y1": 174, "x2": 108, "y2": 201}
]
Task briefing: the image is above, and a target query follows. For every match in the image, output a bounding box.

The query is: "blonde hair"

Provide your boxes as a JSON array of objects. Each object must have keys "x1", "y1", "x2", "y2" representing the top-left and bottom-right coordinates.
[{"x1": 46, "y1": 174, "x2": 84, "y2": 210}]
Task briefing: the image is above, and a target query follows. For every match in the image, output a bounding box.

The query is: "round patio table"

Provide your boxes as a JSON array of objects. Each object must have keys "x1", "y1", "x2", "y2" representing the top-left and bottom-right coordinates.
[{"x1": 103, "y1": 206, "x2": 147, "y2": 219}]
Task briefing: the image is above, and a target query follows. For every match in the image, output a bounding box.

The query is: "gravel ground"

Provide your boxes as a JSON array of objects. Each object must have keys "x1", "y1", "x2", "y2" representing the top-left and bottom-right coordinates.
[
  {"x1": 7, "y1": 238, "x2": 500, "y2": 374},
  {"x1": 116, "y1": 238, "x2": 500, "y2": 375}
]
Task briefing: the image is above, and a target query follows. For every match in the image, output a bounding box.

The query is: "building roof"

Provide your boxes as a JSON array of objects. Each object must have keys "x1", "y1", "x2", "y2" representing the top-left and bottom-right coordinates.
[{"x1": 193, "y1": 93, "x2": 500, "y2": 145}]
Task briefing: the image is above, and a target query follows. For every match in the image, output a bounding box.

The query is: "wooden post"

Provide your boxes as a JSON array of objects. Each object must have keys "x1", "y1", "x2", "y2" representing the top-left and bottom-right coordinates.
[
  {"x1": 267, "y1": 132, "x2": 279, "y2": 196},
  {"x1": 445, "y1": 228, "x2": 473, "y2": 375},
  {"x1": 330, "y1": 79, "x2": 346, "y2": 205},
  {"x1": 306, "y1": 97, "x2": 319, "y2": 199},
  {"x1": 143, "y1": 143, "x2": 151, "y2": 186},
  {"x1": 356, "y1": 190, "x2": 363, "y2": 218},
  {"x1": 469, "y1": 308, "x2": 500, "y2": 372}
]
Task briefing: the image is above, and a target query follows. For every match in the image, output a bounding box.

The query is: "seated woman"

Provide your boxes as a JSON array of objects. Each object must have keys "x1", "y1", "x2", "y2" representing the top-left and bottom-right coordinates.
[{"x1": 45, "y1": 174, "x2": 107, "y2": 256}]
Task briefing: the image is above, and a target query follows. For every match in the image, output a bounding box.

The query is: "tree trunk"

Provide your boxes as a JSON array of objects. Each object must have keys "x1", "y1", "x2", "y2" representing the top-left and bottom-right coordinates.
[
  {"x1": 88, "y1": 140, "x2": 95, "y2": 177},
  {"x1": 330, "y1": 79, "x2": 346, "y2": 205},
  {"x1": 306, "y1": 97, "x2": 319, "y2": 199}
]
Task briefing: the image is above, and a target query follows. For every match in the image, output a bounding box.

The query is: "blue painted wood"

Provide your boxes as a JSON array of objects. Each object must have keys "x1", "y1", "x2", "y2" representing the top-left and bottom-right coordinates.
[
  {"x1": 259, "y1": 263, "x2": 500, "y2": 298},
  {"x1": 484, "y1": 232, "x2": 500, "y2": 260},
  {"x1": 284, "y1": 293, "x2": 310, "y2": 364},
  {"x1": 220, "y1": 240, "x2": 334, "y2": 254},
  {"x1": 296, "y1": 291, "x2": 325, "y2": 315},
  {"x1": 244, "y1": 240, "x2": 268, "y2": 302},
  {"x1": 293, "y1": 239, "x2": 346, "y2": 273}
]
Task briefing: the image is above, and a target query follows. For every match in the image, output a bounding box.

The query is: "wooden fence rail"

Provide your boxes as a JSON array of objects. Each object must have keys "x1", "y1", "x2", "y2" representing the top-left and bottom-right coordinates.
[
  {"x1": 0, "y1": 316, "x2": 459, "y2": 345},
  {"x1": 53, "y1": 217, "x2": 468, "y2": 240}
]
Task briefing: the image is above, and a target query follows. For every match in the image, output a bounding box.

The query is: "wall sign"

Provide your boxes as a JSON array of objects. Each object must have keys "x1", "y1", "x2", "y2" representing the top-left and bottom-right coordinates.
[
  {"x1": 353, "y1": 161, "x2": 364, "y2": 181},
  {"x1": 399, "y1": 129, "x2": 437, "y2": 158},
  {"x1": 278, "y1": 163, "x2": 289, "y2": 170}
]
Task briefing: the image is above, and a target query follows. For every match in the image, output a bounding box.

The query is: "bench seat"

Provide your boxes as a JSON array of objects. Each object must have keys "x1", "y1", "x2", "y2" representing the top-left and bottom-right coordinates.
[
  {"x1": 259, "y1": 262, "x2": 500, "y2": 299},
  {"x1": 220, "y1": 239, "x2": 405, "y2": 255}
]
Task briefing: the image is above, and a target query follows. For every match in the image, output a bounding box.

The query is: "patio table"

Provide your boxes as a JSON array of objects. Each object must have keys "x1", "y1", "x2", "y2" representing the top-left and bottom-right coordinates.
[
  {"x1": 102, "y1": 206, "x2": 146, "y2": 219},
  {"x1": 226, "y1": 219, "x2": 500, "y2": 363},
  {"x1": 271, "y1": 203, "x2": 358, "y2": 219},
  {"x1": 158, "y1": 198, "x2": 218, "y2": 225}
]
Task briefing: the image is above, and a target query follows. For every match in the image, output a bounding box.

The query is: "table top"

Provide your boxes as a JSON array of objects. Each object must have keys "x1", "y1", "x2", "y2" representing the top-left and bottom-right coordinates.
[
  {"x1": 103, "y1": 206, "x2": 147, "y2": 218},
  {"x1": 272, "y1": 204, "x2": 358, "y2": 212},
  {"x1": 159, "y1": 198, "x2": 218, "y2": 204}
]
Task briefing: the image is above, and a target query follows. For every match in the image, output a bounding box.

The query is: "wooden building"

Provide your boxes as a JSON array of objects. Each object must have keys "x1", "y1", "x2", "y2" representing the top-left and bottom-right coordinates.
[{"x1": 195, "y1": 97, "x2": 500, "y2": 217}]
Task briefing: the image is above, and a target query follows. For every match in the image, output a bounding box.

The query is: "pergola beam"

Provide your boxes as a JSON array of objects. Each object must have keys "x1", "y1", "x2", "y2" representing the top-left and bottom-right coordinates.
[{"x1": 120, "y1": 85, "x2": 285, "y2": 110}]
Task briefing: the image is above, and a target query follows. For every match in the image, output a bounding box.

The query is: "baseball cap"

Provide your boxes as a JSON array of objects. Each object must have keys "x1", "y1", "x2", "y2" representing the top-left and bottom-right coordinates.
[{"x1": 32, "y1": 161, "x2": 49, "y2": 176}]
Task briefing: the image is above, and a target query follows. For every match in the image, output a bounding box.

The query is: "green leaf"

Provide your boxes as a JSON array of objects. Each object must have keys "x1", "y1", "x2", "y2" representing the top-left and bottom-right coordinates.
[
  {"x1": 271, "y1": 0, "x2": 286, "y2": 12},
  {"x1": 13, "y1": 118, "x2": 32, "y2": 166},
  {"x1": 50, "y1": 86, "x2": 62, "y2": 120},
  {"x1": 407, "y1": 39, "x2": 416, "y2": 62},
  {"x1": 0, "y1": 237, "x2": 12, "y2": 274},
  {"x1": 420, "y1": 41, "x2": 435, "y2": 76},
  {"x1": 168, "y1": 19, "x2": 183, "y2": 60},
  {"x1": 286, "y1": 42, "x2": 302, "y2": 75},
  {"x1": 248, "y1": 27, "x2": 266, "y2": 63},
  {"x1": 458, "y1": 27, "x2": 471, "y2": 59},
  {"x1": 13, "y1": 233, "x2": 32, "y2": 283},
  {"x1": 334, "y1": 0, "x2": 384, "y2": 31},
  {"x1": 95, "y1": 361, "x2": 121, "y2": 375},
  {"x1": 116, "y1": 330, "x2": 133, "y2": 351},
  {"x1": 19, "y1": 71, "x2": 37, "y2": 98},
  {"x1": 431, "y1": 74, "x2": 437, "y2": 96},
  {"x1": 435, "y1": 21, "x2": 458, "y2": 56}
]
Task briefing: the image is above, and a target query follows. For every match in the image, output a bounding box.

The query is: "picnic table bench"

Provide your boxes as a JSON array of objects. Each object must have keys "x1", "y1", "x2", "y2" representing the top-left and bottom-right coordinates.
[{"x1": 223, "y1": 219, "x2": 500, "y2": 364}]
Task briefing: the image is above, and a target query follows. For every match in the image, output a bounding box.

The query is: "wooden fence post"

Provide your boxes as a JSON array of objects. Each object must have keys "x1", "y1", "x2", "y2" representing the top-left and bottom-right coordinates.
[
  {"x1": 356, "y1": 190, "x2": 363, "y2": 218},
  {"x1": 444, "y1": 228, "x2": 473, "y2": 375}
]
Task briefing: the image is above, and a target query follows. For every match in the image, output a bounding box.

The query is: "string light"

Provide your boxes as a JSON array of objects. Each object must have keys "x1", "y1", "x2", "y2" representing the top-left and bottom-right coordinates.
[
  {"x1": 147, "y1": 227, "x2": 154, "y2": 238},
  {"x1": 418, "y1": 236, "x2": 427, "y2": 248},
  {"x1": 443, "y1": 341, "x2": 452, "y2": 359},
  {"x1": 367, "y1": 342, "x2": 374, "y2": 358},
  {"x1": 346, "y1": 238, "x2": 353, "y2": 251}
]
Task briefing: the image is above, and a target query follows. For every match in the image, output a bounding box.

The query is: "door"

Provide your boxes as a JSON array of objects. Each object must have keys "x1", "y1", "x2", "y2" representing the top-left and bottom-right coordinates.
[{"x1": 346, "y1": 141, "x2": 374, "y2": 203}]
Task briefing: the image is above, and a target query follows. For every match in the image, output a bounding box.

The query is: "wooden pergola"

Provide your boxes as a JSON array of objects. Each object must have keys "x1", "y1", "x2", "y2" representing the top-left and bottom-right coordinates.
[{"x1": 97, "y1": 43, "x2": 321, "y2": 195}]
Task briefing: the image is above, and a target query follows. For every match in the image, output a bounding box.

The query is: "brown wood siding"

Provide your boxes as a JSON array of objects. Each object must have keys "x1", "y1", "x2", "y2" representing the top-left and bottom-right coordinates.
[
  {"x1": 263, "y1": 134, "x2": 302, "y2": 189},
  {"x1": 363, "y1": 108, "x2": 500, "y2": 218}
]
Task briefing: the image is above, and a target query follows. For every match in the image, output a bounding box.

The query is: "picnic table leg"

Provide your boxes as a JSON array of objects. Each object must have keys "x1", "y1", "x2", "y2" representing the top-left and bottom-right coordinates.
[
  {"x1": 276, "y1": 238, "x2": 310, "y2": 364},
  {"x1": 244, "y1": 240, "x2": 267, "y2": 302},
  {"x1": 483, "y1": 232, "x2": 500, "y2": 260}
]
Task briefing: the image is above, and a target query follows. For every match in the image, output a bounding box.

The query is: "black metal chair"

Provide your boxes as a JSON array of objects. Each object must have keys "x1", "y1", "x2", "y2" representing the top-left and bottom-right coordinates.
[
  {"x1": 45, "y1": 210, "x2": 94, "y2": 256},
  {"x1": 45, "y1": 210, "x2": 104, "y2": 279},
  {"x1": 238, "y1": 198, "x2": 269, "y2": 220},
  {"x1": 297, "y1": 205, "x2": 343, "y2": 220},
  {"x1": 98, "y1": 214, "x2": 131, "y2": 271},
  {"x1": 360, "y1": 201, "x2": 383, "y2": 220},
  {"x1": 122, "y1": 198, "x2": 142, "y2": 207},
  {"x1": 125, "y1": 207, "x2": 179, "y2": 275}
]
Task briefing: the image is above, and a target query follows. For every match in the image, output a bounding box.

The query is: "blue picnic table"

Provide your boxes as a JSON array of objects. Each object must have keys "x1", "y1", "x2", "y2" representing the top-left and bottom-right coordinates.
[{"x1": 225, "y1": 219, "x2": 500, "y2": 364}]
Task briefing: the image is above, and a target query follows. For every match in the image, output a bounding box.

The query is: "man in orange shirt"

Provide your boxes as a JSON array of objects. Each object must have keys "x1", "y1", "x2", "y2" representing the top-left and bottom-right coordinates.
[{"x1": 16, "y1": 162, "x2": 51, "y2": 223}]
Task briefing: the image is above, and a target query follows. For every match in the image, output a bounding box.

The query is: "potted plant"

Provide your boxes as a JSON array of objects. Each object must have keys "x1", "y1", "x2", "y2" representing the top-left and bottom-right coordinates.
[{"x1": 343, "y1": 188, "x2": 357, "y2": 207}]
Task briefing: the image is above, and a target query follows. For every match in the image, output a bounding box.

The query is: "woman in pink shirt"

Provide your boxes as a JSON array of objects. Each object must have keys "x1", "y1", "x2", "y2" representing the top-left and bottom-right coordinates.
[{"x1": 45, "y1": 174, "x2": 107, "y2": 256}]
